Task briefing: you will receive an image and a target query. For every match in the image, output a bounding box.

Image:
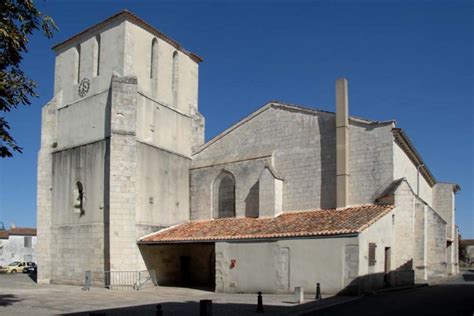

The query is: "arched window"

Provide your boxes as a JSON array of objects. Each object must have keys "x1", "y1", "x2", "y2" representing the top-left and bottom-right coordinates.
[
  {"x1": 94, "y1": 35, "x2": 101, "y2": 76},
  {"x1": 150, "y1": 38, "x2": 158, "y2": 79},
  {"x1": 73, "y1": 181, "x2": 85, "y2": 213},
  {"x1": 213, "y1": 171, "x2": 236, "y2": 218},
  {"x1": 75, "y1": 44, "x2": 81, "y2": 84},
  {"x1": 172, "y1": 50, "x2": 179, "y2": 105}
]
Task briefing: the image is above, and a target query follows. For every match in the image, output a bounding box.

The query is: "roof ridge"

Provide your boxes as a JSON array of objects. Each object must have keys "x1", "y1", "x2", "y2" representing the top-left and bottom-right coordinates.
[{"x1": 51, "y1": 10, "x2": 202, "y2": 62}]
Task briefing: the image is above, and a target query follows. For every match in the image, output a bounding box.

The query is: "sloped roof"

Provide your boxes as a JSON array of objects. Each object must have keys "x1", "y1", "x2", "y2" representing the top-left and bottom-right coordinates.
[
  {"x1": 460, "y1": 239, "x2": 474, "y2": 246},
  {"x1": 8, "y1": 228, "x2": 36, "y2": 236},
  {"x1": 0, "y1": 231, "x2": 8, "y2": 239},
  {"x1": 193, "y1": 101, "x2": 394, "y2": 155},
  {"x1": 139, "y1": 204, "x2": 394, "y2": 243},
  {"x1": 52, "y1": 10, "x2": 202, "y2": 63}
]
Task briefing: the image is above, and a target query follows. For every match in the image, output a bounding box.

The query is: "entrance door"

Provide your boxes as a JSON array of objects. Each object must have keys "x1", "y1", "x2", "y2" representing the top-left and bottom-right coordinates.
[
  {"x1": 384, "y1": 247, "x2": 391, "y2": 286},
  {"x1": 180, "y1": 256, "x2": 191, "y2": 285}
]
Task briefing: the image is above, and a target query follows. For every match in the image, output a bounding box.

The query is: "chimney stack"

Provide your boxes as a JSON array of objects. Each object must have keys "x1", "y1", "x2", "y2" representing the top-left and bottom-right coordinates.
[{"x1": 336, "y1": 78, "x2": 349, "y2": 208}]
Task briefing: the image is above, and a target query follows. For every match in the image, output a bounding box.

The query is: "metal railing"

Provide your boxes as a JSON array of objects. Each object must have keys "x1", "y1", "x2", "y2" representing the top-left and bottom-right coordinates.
[{"x1": 84, "y1": 270, "x2": 157, "y2": 291}]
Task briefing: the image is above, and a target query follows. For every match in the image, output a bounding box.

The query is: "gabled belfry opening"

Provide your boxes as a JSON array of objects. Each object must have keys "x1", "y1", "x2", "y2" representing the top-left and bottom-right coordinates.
[{"x1": 139, "y1": 242, "x2": 215, "y2": 290}]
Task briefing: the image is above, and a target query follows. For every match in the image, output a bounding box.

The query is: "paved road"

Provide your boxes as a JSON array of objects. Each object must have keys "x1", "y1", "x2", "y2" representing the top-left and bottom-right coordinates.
[{"x1": 304, "y1": 271, "x2": 474, "y2": 316}]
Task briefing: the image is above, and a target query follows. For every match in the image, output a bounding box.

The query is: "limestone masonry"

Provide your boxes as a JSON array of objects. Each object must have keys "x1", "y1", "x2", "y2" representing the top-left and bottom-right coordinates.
[{"x1": 37, "y1": 10, "x2": 460, "y2": 294}]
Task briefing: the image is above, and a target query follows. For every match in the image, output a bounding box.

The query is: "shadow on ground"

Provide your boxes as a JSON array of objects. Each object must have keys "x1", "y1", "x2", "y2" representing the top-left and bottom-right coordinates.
[
  {"x1": 302, "y1": 284, "x2": 474, "y2": 316},
  {"x1": 0, "y1": 294, "x2": 22, "y2": 307},
  {"x1": 63, "y1": 297, "x2": 345, "y2": 316},
  {"x1": 462, "y1": 274, "x2": 474, "y2": 282}
]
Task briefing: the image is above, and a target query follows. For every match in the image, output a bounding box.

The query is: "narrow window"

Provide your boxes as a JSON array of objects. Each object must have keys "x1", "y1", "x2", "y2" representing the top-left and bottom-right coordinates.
[
  {"x1": 369, "y1": 243, "x2": 377, "y2": 266},
  {"x1": 24, "y1": 236, "x2": 32, "y2": 248},
  {"x1": 95, "y1": 35, "x2": 101, "y2": 76},
  {"x1": 75, "y1": 44, "x2": 81, "y2": 84},
  {"x1": 215, "y1": 173, "x2": 236, "y2": 218},
  {"x1": 150, "y1": 38, "x2": 158, "y2": 79},
  {"x1": 73, "y1": 181, "x2": 85, "y2": 213},
  {"x1": 172, "y1": 51, "x2": 179, "y2": 104}
]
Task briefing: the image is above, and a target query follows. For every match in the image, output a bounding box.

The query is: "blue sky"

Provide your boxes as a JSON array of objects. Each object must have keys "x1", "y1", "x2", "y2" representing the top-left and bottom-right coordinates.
[{"x1": 0, "y1": 0, "x2": 472, "y2": 237}]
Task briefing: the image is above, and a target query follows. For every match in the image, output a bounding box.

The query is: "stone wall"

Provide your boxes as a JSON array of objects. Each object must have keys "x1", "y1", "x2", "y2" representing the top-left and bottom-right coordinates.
[
  {"x1": 426, "y1": 206, "x2": 447, "y2": 278},
  {"x1": 37, "y1": 93, "x2": 61, "y2": 284},
  {"x1": 413, "y1": 198, "x2": 428, "y2": 281},
  {"x1": 136, "y1": 142, "x2": 191, "y2": 227},
  {"x1": 124, "y1": 21, "x2": 199, "y2": 116},
  {"x1": 393, "y1": 142, "x2": 433, "y2": 204},
  {"x1": 50, "y1": 140, "x2": 107, "y2": 284},
  {"x1": 54, "y1": 18, "x2": 126, "y2": 105},
  {"x1": 392, "y1": 181, "x2": 416, "y2": 284},
  {"x1": 357, "y1": 209, "x2": 395, "y2": 290},
  {"x1": 348, "y1": 122, "x2": 394, "y2": 206},
  {"x1": 215, "y1": 236, "x2": 357, "y2": 294},
  {"x1": 432, "y1": 183, "x2": 457, "y2": 275},
  {"x1": 191, "y1": 104, "x2": 394, "y2": 218}
]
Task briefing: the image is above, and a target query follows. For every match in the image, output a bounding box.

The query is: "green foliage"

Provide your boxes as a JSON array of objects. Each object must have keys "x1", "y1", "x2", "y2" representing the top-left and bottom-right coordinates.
[{"x1": 0, "y1": 0, "x2": 57, "y2": 157}]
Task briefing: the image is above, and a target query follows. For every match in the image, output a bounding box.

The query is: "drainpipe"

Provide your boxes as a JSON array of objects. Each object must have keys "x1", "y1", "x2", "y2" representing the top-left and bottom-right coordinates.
[{"x1": 416, "y1": 163, "x2": 424, "y2": 196}]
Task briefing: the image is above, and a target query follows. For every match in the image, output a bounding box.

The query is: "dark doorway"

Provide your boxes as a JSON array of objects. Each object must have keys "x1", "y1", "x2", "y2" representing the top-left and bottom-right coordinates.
[
  {"x1": 384, "y1": 247, "x2": 391, "y2": 287},
  {"x1": 180, "y1": 256, "x2": 191, "y2": 285},
  {"x1": 139, "y1": 243, "x2": 215, "y2": 290}
]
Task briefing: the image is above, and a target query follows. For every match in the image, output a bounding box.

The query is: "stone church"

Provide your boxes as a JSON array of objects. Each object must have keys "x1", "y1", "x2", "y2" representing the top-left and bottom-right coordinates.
[{"x1": 37, "y1": 11, "x2": 460, "y2": 294}]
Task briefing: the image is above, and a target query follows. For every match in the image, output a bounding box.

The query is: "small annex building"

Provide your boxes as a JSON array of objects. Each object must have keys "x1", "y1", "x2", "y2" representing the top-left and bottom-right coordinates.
[
  {"x1": 37, "y1": 11, "x2": 460, "y2": 295},
  {"x1": 0, "y1": 226, "x2": 37, "y2": 267}
]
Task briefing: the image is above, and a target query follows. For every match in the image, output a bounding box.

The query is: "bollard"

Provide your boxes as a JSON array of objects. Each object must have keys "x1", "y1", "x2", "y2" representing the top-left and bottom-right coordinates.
[
  {"x1": 295, "y1": 287, "x2": 304, "y2": 304},
  {"x1": 199, "y1": 299, "x2": 212, "y2": 316},
  {"x1": 256, "y1": 291, "x2": 264, "y2": 313},
  {"x1": 156, "y1": 304, "x2": 163, "y2": 316},
  {"x1": 315, "y1": 283, "x2": 322, "y2": 300},
  {"x1": 82, "y1": 270, "x2": 91, "y2": 291}
]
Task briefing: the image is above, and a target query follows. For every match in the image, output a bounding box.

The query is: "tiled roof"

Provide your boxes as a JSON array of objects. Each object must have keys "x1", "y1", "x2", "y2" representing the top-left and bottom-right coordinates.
[
  {"x1": 139, "y1": 204, "x2": 394, "y2": 243},
  {"x1": 8, "y1": 227, "x2": 36, "y2": 236},
  {"x1": 461, "y1": 239, "x2": 474, "y2": 246},
  {"x1": 0, "y1": 231, "x2": 8, "y2": 239}
]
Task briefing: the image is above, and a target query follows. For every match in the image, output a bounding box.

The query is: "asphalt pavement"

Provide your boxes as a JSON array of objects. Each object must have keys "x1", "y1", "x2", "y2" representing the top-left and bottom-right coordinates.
[{"x1": 303, "y1": 270, "x2": 474, "y2": 316}]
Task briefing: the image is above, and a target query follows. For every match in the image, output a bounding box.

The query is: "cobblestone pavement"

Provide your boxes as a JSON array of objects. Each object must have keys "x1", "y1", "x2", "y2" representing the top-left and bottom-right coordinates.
[{"x1": 0, "y1": 274, "x2": 356, "y2": 315}]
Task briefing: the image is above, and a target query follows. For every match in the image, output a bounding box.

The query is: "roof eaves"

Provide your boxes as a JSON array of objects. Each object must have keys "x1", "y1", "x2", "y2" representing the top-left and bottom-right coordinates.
[
  {"x1": 52, "y1": 10, "x2": 203, "y2": 63},
  {"x1": 392, "y1": 128, "x2": 436, "y2": 187},
  {"x1": 138, "y1": 231, "x2": 360, "y2": 244}
]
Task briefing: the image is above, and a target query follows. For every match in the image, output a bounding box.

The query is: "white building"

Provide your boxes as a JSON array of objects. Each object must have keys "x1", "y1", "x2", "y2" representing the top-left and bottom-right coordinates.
[
  {"x1": 0, "y1": 227, "x2": 37, "y2": 267},
  {"x1": 37, "y1": 11, "x2": 460, "y2": 294}
]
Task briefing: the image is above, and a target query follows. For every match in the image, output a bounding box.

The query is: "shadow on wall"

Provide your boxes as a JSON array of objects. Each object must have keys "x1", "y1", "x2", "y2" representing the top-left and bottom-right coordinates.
[
  {"x1": 339, "y1": 259, "x2": 415, "y2": 296},
  {"x1": 318, "y1": 115, "x2": 336, "y2": 209},
  {"x1": 245, "y1": 181, "x2": 259, "y2": 218}
]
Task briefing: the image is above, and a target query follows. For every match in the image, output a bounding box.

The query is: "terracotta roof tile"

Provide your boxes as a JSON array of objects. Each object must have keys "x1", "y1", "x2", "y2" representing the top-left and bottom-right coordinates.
[
  {"x1": 8, "y1": 227, "x2": 36, "y2": 236},
  {"x1": 139, "y1": 204, "x2": 394, "y2": 243},
  {"x1": 0, "y1": 230, "x2": 8, "y2": 239}
]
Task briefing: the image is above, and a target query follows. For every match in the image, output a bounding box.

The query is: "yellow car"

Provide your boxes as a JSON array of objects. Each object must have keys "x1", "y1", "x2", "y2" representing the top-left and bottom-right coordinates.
[{"x1": 2, "y1": 261, "x2": 28, "y2": 274}]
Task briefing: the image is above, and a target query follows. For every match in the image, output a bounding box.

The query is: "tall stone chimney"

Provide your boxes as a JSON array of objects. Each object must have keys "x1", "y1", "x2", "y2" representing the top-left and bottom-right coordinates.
[{"x1": 336, "y1": 78, "x2": 349, "y2": 208}]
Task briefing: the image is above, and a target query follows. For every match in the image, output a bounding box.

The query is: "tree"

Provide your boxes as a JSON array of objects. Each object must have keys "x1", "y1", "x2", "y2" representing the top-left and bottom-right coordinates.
[{"x1": 0, "y1": 0, "x2": 57, "y2": 157}]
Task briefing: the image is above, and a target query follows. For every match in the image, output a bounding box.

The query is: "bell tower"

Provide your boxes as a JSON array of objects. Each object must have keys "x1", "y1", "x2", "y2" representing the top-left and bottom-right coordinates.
[{"x1": 37, "y1": 10, "x2": 204, "y2": 284}]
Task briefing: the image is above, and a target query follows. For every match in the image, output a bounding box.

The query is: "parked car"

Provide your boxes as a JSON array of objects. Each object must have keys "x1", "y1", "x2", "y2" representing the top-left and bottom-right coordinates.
[
  {"x1": 22, "y1": 262, "x2": 36, "y2": 274},
  {"x1": 1, "y1": 261, "x2": 28, "y2": 274}
]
